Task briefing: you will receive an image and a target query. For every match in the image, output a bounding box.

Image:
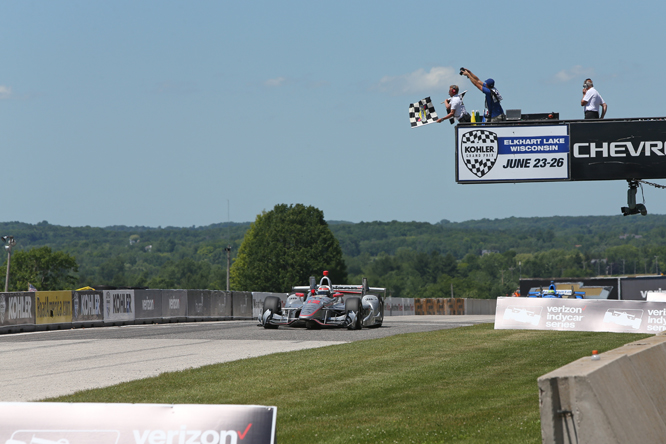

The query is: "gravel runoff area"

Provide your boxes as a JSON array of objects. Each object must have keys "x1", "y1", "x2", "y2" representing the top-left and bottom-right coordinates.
[{"x1": 0, "y1": 315, "x2": 494, "y2": 401}]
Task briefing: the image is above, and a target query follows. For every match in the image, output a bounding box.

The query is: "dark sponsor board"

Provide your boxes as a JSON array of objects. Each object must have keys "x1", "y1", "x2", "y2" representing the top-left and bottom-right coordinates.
[
  {"x1": 162, "y1": 289, "x2": 187, "y2": 319},
  {"x1": 0, "y1": 402, "x2": 276, "y2": 444},
  {"x1": 187, "y1": 290, "x2": 209, "y2": 317},
  {"x1": 569, "y1": 120, "x2": 666, "y2": 181},
  {"x1": 135, "y1": 289, "x2": 163, "y2": 320},
  {"x1": 233, "y1": 292, "x2": 253, "y2": 319},
  {"x1": 210, "y1": 290, "x2": 231, "y2": 317},
  {"x1": 496, "y1": 297, "x2": 666, "y2": 333},
  {"x1": 185, "y1": 290, "x2": 231, "y2": 318},
  {"x1": 520, "y1": 278, "x2": 619, "y2": 300},
  {"x1": 620, "y1": 276, "x2": 666, "y2": 300},
  {"x1": 72, "y1": 291, "x2": 103, "y2": 322},
  {"x1": 252, "y1": 292, "x2": 288, "y2": 319},
  {"x1": 0, "y1": 292, "x2": 35, "y2": 326}
]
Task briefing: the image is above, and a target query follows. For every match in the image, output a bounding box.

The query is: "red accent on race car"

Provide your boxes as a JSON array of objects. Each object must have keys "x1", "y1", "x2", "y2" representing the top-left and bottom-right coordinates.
[
  {"x1": 295, "y1": 293, "x2": 304, "y2": 297},
  {"x1": 311, "y1": 289, "x2": 316, "y2": 295},
  {"x1": 323, "y1": 270, "x2": 329, "y2": 276},
  {"x1": 307, "y1": 299, "x2": 321, "y2": 304}
]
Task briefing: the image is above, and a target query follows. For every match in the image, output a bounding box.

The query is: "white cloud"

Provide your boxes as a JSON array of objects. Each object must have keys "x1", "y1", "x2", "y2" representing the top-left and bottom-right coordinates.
[
  {"x1": 375, "y1": 67, "x2": 458, "y2": 96},
  {"x1": 0, "y1": 86, "x2": 12, "y2": 99},
  {"x1": 264, "y1": 77, "x2": 286, "y2": 87},
  {"x1": 552, "y1": 66, "x2": 595, "y2": 83}
]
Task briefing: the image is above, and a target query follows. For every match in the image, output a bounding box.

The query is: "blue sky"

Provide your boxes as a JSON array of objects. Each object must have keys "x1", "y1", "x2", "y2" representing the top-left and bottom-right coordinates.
[{"x1": 1, "y1": 0, "x2": 665, "y2": 227}]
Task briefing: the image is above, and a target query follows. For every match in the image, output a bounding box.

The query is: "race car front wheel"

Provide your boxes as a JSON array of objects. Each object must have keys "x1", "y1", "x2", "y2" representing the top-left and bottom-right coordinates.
[
  {"x1": 345, "y1": 297, "x2": 363, "y2": 330},
  {"x1": 262, "y1": 296, "x2": 281, "y2": 329}
]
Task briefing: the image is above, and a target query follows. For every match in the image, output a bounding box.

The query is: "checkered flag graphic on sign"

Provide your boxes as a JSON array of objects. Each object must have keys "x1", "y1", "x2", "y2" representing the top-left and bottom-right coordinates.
[
  {"x1": 461, "y1": 130, "x2": 498, "y2": 178},
  {"x1": 408, "y1": 97, "x2": 438, "y2": 128}
]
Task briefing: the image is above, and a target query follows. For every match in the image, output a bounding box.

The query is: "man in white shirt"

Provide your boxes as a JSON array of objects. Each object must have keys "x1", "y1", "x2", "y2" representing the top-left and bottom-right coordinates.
[
  {"x1": 437, "y1": 85, "x2": 470, "y2": 124},
  {"x1": 581, "y1": 78, "x2": 607, "y2": 119}
]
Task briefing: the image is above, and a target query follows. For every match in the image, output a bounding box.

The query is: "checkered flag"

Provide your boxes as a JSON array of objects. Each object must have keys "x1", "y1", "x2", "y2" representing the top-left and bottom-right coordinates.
[
  {"x1": 409, "y1": 97, "x2": 438, "y2": 128},
  {"x1": 461, "y1": 130, "x2": 498, "y2": 178}
]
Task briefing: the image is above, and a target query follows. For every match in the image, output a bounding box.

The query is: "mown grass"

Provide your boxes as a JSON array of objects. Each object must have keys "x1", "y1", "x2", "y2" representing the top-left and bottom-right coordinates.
[{"x1": 49, "y1": 324, "x2": 649, "y2": 443}]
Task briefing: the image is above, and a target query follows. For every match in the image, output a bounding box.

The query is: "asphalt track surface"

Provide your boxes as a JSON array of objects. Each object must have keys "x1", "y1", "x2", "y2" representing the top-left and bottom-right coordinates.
[{"x1": 0, "y1": 315, "x2": 494, "y2": 402}]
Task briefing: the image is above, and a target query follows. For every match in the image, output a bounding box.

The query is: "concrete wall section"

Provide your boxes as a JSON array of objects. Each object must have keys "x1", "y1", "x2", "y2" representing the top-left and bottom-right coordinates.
[
  {"x1": 539, "y1": 335, "x2": 666, "y2": 444},
  {"x1": 232, "y1": 291, "x2": 253, "y2": 319}
]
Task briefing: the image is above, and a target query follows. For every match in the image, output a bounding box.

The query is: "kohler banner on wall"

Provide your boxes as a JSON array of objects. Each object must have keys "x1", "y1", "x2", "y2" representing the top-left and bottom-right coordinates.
[
  {"x1": 0, "y1": 402, "x2": 277, "y2": 444},
  {"x1": 0, "y1": 292, "x2": 34, "y2": 326},
  {"x1": 103, "y1": 289, "x2": 135, "y2": 323},
  {"x1": 495, "y1": 297, "x2": 666, "y2": 333},
  {"x1": 456, "y1": 125, "x2": 570, "y2": 183},
  {"x1": 72, "y1": 290, "x2": 103, "y2": 322},
  {"x1": 520, "y1": 278, "x2": 619, "y2": 299}
]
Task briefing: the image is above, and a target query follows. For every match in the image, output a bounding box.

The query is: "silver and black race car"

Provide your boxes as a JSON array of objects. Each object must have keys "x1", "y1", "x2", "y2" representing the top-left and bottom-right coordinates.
[{"x1": 259, "y1": 271, "x2": 385, "y2": 330}]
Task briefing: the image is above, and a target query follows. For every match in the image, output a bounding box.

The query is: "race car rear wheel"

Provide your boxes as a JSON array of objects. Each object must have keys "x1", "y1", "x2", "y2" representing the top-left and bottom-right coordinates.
[
  {"x1": 262, "y1": 296, "x2": 281, "y2": 329},
  {"x1": 345, "y1": 297, "x2": 363, "y2": 330}
]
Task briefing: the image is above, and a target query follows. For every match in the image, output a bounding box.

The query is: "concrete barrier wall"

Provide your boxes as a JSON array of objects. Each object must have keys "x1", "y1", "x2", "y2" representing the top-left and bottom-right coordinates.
[
  {"x1": 0, "y1": 290, "x2": 494, "y2": 333},
  {"x1": 387, "y1": 298, "x2": 495, "y2": 316},
  {"x1": 385, "y1": 297, "x2": 416, "y2": 316},
  {"x1": 539, "y1": 334, "x2": 666, "y2": 444}
]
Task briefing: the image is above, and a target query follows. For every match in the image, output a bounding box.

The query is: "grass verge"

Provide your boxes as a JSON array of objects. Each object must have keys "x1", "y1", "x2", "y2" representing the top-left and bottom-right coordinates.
[{"x1": 50, "y1": 324, "x2": 649, "y2": 443}]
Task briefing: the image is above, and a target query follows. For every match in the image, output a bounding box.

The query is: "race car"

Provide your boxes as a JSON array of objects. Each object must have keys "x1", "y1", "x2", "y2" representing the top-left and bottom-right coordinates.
[
  {"x1": 527, "y1": 281, "x2": 585, "y2": 299},
  {"x1": 259, "y1": 271, "x2": 385, "y2": 330}
]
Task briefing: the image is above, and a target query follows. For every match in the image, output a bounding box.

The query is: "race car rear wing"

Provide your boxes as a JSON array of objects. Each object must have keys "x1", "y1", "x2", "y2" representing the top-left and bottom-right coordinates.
[{"x1": 291, "y1": 285, "x2": 387, "y2": 297}]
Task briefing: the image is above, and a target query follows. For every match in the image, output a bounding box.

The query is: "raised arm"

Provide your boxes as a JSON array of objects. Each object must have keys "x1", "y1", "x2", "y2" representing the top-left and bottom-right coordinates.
[{"x1": 462, "y1": 68, "x2": 484, "y2": 92}]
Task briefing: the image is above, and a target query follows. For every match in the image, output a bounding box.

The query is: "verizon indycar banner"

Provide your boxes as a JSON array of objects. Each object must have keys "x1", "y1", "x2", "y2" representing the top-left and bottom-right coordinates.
[
  {"x1": 456, "y1": 125, "x2": 569, "y2": 183},
  {"x1": 0, "y1": 402, "x2": 277, "y2": 444},
  {"x1": 495, "y1": 297, "x2": 666, "y2": 333}
]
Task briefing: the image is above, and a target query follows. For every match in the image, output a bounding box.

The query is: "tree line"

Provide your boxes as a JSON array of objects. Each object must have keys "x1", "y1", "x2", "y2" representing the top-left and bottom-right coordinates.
[{"x1": 1, "y1": 212, "x2": 666, "y2": 297}]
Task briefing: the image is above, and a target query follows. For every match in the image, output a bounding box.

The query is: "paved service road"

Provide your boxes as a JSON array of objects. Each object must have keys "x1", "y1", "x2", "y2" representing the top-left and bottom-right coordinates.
[{"x1": 0, "y1": 315, "x2": 494, "y2": 402}]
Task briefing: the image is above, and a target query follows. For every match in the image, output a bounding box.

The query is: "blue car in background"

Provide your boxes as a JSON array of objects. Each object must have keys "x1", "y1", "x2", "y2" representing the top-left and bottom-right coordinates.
[{"x1": 528, "y1": 281, "x2": 585, "y2": 299}]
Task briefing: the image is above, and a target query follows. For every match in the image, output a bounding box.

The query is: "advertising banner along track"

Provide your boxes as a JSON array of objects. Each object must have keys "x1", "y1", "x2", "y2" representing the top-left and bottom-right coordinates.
[
  {"x1": 495, "y1": 297, "x2": 666, "y2": 333},
  {"x1": 0, "y1": 402, "x2": 277, "y2": 444},
  {"x1": 0, "y1": 292, "x2": 34, "y2": 326}
]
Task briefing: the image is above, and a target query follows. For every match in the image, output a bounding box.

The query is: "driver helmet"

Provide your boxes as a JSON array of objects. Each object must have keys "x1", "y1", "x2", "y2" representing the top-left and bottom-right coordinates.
[{"x1": 316, "y1": 285, "x2": 331, "y2": 297}]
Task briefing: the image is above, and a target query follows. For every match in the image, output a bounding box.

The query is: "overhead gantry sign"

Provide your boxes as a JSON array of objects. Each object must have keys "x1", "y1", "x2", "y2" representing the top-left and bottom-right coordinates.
[{"x1": 455, "y1": 117, "x2": 666, "y2": 215}]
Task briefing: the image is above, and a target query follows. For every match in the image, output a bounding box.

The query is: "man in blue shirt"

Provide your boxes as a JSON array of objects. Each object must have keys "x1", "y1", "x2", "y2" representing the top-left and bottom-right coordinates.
[{"x1": 461, "y1": 68, "x2": 505, "y2": 122}]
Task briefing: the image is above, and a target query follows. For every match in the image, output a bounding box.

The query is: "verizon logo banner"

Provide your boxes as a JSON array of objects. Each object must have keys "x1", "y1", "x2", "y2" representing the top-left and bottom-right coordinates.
[
  {"x1": 495, "y1": 297, "x2": 666, "y2": 333},
  {"x1": 0, "y1": 402, "x2": 277, "y2": 444}
]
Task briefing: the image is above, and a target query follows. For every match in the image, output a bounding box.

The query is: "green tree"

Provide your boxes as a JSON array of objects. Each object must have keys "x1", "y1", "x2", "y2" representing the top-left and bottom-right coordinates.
[
  {"x1": 230, "y1": 204, "x2": 347, "y2": 292},
  {"x1": 2, "y1": 246, "x2": 78, "y2": 291}
]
